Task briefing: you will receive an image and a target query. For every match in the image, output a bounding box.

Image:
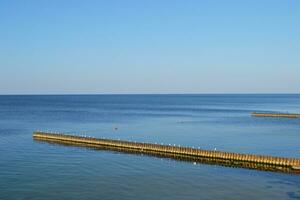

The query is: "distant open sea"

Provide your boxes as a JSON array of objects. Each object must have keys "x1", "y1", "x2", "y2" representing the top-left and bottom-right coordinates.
[{"x1": 0, "y1": 94, "x2": 300, "y2": 200}]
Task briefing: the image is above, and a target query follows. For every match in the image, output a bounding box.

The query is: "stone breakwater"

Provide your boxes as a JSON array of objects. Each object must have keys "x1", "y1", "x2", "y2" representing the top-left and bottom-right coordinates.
[{"x1": 33, "y1": 131, "x2": 300, "y2": 174}]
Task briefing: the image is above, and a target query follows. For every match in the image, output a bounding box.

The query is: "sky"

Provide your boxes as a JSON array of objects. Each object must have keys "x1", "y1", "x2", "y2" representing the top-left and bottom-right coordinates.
[{"x1": 0, "y1": 0, "x2": 299, "y2": 94}]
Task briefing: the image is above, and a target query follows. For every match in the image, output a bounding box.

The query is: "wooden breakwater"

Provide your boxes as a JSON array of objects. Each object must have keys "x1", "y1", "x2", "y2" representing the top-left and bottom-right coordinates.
[
  {"x1": 33, "y1": 131, "x2": 300, "y2": 174},
  {"x1": 251, "y1": 112, "x2": 300, "y2": 118}
]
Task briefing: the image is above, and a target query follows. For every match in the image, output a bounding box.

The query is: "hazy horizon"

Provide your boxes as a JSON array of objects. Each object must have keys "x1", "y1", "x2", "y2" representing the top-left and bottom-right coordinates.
[{"x1": 0, "y1": 92, "x2": 300, "y2": 96}]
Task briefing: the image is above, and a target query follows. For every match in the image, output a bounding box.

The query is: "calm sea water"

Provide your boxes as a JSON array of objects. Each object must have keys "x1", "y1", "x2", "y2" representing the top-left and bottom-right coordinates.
[{"x1": 0, "y1": 94, "x2": 300, "y2": 200}]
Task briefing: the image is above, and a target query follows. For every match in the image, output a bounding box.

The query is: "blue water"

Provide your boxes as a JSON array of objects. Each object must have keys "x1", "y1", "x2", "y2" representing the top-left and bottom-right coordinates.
[{"x1": 0, "y1": 94, "x2": 300, "y2": 200}]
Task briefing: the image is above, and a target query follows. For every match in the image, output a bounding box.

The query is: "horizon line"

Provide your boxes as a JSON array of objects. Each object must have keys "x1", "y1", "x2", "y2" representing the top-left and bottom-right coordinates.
[{"x1": 0, "y1": 92, "x2": 300, "y2": 96}]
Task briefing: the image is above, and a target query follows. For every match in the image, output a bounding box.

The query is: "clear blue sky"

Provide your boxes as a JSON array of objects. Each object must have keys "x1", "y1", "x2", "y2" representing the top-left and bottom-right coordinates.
[{"x1": 0, "y1": 0, "x2": 299, "y2": 94}]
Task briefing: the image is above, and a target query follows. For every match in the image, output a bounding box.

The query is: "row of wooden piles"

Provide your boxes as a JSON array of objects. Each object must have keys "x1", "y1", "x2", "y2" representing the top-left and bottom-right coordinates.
[{"x1": 33, "y1": 131, "x2": 300, "y2": 173}]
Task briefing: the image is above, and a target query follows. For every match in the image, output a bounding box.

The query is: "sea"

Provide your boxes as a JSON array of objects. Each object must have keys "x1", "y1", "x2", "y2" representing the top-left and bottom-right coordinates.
[{"x1": 0, "y1": 94, "x2": 299, "y2": 200}]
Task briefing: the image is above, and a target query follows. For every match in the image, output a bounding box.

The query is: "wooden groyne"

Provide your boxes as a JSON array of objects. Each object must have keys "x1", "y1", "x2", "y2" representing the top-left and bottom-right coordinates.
[
  {"x1": 251, "y1": 112, "x2": 300, "y2": 118},
  {"x1": 33, "y1": 131, "x2": 300, "y2": 174}
]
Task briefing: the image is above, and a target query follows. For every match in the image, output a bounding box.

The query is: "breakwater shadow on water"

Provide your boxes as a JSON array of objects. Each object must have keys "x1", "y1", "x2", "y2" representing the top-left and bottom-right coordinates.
[{"x1": 33, "y1": 138, "x2": 299, "y2": 175}]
